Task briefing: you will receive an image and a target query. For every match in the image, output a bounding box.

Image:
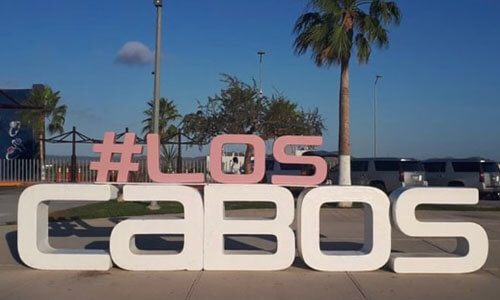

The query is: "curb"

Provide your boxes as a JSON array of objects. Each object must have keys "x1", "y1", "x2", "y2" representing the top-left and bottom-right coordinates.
[{"x1": 0, "y1": 182, "x2": 31, "y2": 188}]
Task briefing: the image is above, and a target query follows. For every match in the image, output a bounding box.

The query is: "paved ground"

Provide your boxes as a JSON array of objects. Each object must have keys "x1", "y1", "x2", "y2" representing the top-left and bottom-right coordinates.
[
  {"x1": 0, "y1": 187, "x2": 23, "y2": 224},
  {"x1": 0, "y1": 187, "x2": 94, "y2": 225},
  {"x1": 0, "y1": 206, "x2": 499, "y2": 299}
]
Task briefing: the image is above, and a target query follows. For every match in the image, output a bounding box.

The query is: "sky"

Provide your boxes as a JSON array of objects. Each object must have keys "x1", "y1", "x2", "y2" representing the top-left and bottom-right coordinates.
[{"x1": 0, "y1": 0, "x2": 499, "y2": 160}]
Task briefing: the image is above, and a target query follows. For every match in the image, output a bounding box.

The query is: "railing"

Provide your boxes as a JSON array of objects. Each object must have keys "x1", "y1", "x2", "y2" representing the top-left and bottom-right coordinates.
[
  {"x1": 0, "y1": 159, "x2": 41, "y2": 182},
  {"x1": 43, "y1": 160, "x2": 97, "y2": 183},
  {"x1": 0, "y1": 156, "x2": 335, "y2": 184},
  {"x1": 0, "y1": 157, "x2": 210, "y2": 184}
]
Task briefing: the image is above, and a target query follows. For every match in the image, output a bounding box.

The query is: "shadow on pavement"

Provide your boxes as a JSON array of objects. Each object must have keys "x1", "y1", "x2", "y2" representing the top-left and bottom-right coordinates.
[
  {"x1": 85, "y1": 236, "x2": 185, "y2": 251},
  {"x1": 5, "y1": 218, "x2": 369, "y2": 269},
  {"x1": 320, "y1": 241, "x2": 363, "y2": 251},
  {"x1": 48, "y1": 218, "x2": 113, "y2": 237},
  {"x1": 5, "y1": 231, "x2": 22, "y2": 265}
]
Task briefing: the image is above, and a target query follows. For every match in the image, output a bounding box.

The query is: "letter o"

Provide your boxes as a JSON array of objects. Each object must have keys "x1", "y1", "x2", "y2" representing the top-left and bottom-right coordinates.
[
  {"x1": 297, "y1": 186, "x2": 391, "y2": 272},
  {"x1": 209, "y1": 134, "x2": 266, "y2": 184}
]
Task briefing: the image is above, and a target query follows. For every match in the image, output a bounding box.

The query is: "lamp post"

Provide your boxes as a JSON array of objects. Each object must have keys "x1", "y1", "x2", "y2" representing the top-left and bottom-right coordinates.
[
  {"x1": 257, "y1": 51, "x2": 266, "y2": 97},
  {"x1": 149, "y1": 0, "x2": 163, "y2": 211},
  {"x1": 374, "y1": 75, "x2": 383, "y2": 158},
  {"x1": 153, "y1": 0, "x2": 163, "y2": 135}
]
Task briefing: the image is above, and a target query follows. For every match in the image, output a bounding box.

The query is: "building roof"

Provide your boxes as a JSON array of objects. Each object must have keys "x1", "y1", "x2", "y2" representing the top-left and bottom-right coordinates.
[{"x1": 0, "y1": 85, "x2": 43, "y2": 109}]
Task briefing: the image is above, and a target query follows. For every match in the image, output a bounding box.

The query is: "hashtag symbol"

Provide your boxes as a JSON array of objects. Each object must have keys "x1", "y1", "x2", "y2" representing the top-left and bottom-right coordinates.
[{"x1": 90, "y1": 132, "x2": 143, "y2": 183}]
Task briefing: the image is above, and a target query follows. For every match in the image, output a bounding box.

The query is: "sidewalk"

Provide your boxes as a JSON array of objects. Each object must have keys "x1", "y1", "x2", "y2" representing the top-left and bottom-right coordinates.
[
  {"x1": 0, "y1": 187, "x2": 92, "y2": 225},
  {"x1": 1, "y1": 209, "x2": 499, "y2": 299}
]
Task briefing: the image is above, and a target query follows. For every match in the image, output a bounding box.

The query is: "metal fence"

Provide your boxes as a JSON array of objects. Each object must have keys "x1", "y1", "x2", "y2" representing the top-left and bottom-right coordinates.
[
  {"x1": 0, "y1": 159, "x2": 41, "y2": 182},
  {"x1": 43, "y1": 160, "x2": 97, "y2": 183},
  {"x1": 0, "y1": 156, "x2": 333, "y2": 184},
  {"x1": 0, "y1": 157, "x2": 210, "y2": 183}
]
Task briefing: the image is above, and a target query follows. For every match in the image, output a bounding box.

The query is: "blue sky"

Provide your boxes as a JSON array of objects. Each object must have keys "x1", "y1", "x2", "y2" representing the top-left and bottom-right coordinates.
[{"x1": 1, "y1": 0, "x2": 499, "y2": 160}]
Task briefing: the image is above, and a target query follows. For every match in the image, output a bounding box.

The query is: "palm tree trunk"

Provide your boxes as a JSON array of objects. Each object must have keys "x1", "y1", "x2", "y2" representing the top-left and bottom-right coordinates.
[
  {"x1": 161, "y1": 144, "x2": 168, "y2": 172},
  {"x1": 338, "y1": 59, "x2": 352, "y2": 207},
  {"x1": 243, "y1": 145, "x2": 253, "y2": 174},
  {"x1": 39, "y1": 117, "x2": 46, "y2": 181}
]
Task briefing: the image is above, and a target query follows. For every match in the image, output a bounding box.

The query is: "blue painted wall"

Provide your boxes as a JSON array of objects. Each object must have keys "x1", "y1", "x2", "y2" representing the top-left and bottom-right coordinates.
[{"x1": 0, "y1": 89, "x2": 38, "y2": 160}]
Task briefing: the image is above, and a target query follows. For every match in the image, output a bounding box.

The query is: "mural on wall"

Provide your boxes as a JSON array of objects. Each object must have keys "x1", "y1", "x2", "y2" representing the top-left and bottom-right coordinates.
[
  {"x1": 0, "y1": 88, "x2": 38, "y2": 160},
  {"x1": 6, "y1": 121, "x2": 27, "y2": 160}
]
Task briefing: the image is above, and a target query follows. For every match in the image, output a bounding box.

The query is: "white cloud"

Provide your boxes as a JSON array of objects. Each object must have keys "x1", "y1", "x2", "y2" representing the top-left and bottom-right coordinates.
[{"x1": 115, "y1": 41, "x2": 154, "y2": 66}]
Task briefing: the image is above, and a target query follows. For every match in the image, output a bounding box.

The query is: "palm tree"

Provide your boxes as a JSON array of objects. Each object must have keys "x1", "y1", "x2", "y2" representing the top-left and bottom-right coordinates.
[
  {"x1": 20, "y1": 86, "x2": 67, "y2": 180},
  {"x1": 142, "y1": 98, "x2": 181, "y2": 138},
  {"x1": 161, "y1": 144, "x2": 178, "y2": 173},
  {"x1": 142, "y1": 98, "x2": 181, "y2": 169},
  {"x1": 293, "y1": 0, "x2": 401, "y2": 203}
]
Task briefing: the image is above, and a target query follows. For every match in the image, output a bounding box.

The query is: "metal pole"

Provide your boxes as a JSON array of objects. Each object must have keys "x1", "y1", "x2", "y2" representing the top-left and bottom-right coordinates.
[
  {"x1": 153, "y1": 0, "x2": 163, "y2": 135},
  {"x1": 71, "y1": 126, "x2": 77, "y2": 182},
  {"x1": 177, "y1": 129, "x2": 182, "y2": 173},
  {"x1": 149, "y1": 0, "x2": 163, "y2": 211},
  {"x1": 374, "y1": 75, "x2": 382, "y2": 157},
  {"x1": 257, "y1": 51, "x2": 265, "y2": 97}
]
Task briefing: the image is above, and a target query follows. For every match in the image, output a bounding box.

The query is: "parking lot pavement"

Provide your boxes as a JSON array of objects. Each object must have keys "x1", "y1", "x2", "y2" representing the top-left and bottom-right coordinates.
[
  {"x1": 0, "y1": 186, "x2": 95, "y2": 225},
  {"x1": 0, "y1": 187, "x2": 23, "y2": 224},
  {"x1": 480, "y1": 200, "x2": 500, "y2": 207},
  {"x1": 0, "y1": 209, "x2": 499, "y2": 299}
]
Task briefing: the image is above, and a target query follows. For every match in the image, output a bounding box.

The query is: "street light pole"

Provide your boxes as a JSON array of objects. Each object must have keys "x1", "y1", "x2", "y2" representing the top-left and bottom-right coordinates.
[
  {"x1": 257, "y1": 51, "x2": 266, "y2": 97},
  {"x1": 374, "y1": 75, "x2": 383, "y2": 158},
  {"x1": 149, "y1": 0, "x2": 163, "y2": 211},
  {"x1": 153, "y1": 0, "x2": 163, "y2": 135}
]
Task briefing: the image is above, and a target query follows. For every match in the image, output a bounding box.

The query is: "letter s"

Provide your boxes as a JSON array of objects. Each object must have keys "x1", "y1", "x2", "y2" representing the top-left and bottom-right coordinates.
[
  {"x1": 272, "y1": 136, "x2": 327, "y2": 185},
  {"x1": 389, "y1": 187, "x2": 489, "y2": 274}
]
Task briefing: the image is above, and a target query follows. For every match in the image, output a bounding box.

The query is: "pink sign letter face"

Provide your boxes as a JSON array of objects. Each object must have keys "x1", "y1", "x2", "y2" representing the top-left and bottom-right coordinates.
[
  {"x1": 209, "y1": 134, "x2": 266, "y2": 184},
  {"x1": 90, "y1": 132, "x2": 143, "y2": 183},
  {"x1": 272, "y1": 136, "x2": 327, "y2": 185},
  {"x1": 147, "y1": 134, "x2": 204, "y2": 183}
]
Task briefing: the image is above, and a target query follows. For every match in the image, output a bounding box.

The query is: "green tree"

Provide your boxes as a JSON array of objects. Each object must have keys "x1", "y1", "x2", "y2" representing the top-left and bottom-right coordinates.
[
  {"x1": 293, "y1": 0, "x2": 401, "y2": 190},
  {"x1": 20, "y1": 86, "x2": 67, "y2": 179},
  {"x1": 142, "y1": 98, "x2": 181, "y2": 141},
  {"x1": 160, "y1": 144, "x2": 178, "y2": 173},
  {"x1": 183, "y1": 75, "x2": 264, "y2": 146},
  {"x1": 183, "y1": 74, "x2": 325, "y2": 173},
  {"x1": 261, "y1": 95, "x2": 324, "y2": 140},
  {"x1": 142, "y1": 98, "x2": 181, "y2": 170}
]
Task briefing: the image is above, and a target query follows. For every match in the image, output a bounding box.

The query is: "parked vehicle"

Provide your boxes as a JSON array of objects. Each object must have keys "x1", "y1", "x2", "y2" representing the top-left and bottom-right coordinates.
[
  {"x1": 263, "y1": 157, "x2": 305, "y2": 184},
  {"x1": 301, "y1": 151, "x2": 339, "y2": 169},
  {"x1": 301, "y1": 150, "x2": 338, "y2": 185},
  {"x1": 423, "y1": 158, "x2": 500, "y2": 199},
  {"x1": 329, "y1": 158, "x2": 427, "y2": 193},
  {"x1": 256, "y1": 151, "x2": 338, "y2": 185}
]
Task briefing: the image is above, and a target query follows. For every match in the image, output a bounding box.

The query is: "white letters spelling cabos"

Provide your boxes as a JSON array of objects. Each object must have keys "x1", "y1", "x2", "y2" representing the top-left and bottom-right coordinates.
[{"x1": 17, "y1": 184, "x2": 489, "y2": 274}]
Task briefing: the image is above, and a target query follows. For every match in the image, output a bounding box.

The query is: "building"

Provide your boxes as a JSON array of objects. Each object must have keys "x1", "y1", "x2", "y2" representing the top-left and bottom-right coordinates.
[{"x1": 0, "y1": 85, "x2": 41, "y2": 160}]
